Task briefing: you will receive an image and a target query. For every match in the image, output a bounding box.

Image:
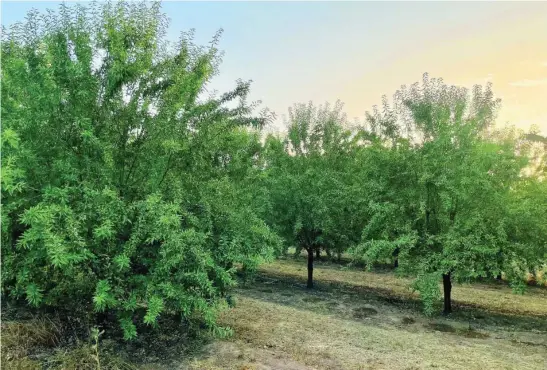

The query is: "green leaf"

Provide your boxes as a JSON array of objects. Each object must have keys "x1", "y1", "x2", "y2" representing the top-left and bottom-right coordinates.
[
  {"x1": 143, "y1": 296, "x2": 164, "y2": 326},
  {"x1": 93, "y1": 280, "x2": 113, "y2": 312},
  {"x1": 25, "y1": 284, "x2": 43, "y2": 307},
  {"x1": 119, "y1": 317, "x2": 137, "y2": 340}
]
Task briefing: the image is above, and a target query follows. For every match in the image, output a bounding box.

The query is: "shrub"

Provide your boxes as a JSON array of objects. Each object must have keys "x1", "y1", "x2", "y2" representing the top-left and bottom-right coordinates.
[{"x1": 1, "y1": 1, "x2": 280, "y2": 340}]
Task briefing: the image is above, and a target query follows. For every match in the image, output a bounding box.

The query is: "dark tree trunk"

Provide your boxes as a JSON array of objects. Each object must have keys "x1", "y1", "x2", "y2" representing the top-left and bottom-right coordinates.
[
  {"x1": 442, "y1": 272, "x2": 452, "y2": 314},
  {"x1": 315, "y1": 248, "x2": 320, "y2": 259},
  {"x1": 393, "y1": 247, "x2": 400, "y2": 268},
  {"x1": 337, "y1": 251, "x2": 341, "y2": 263},
  {"x1": 326, "y1": 248, "x2": 332, "y2": 260},
  {"x1": 495, "y1": 250, "x2": 503, "y2": 281},
  {"x1": 307, "y1": 248, "x2": 314, "y2": 289}
]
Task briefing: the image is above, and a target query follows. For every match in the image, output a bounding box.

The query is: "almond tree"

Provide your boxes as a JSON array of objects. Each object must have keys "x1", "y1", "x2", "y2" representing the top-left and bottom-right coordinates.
[
  {"x1": 352, "y1": 74, "x2": 543, "y2": 314},
  {"x1": 263, "y1": 101, "x2": 369, "y2": 288},
  {"x1": 1, "y1": 1, "x2": 280, "y2": 339}
]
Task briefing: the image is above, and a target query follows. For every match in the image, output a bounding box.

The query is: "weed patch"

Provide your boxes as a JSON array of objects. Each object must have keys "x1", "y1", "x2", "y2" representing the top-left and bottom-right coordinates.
[
  {"x1": 302, "y1": 296, "x2": 324, "y2": 303},
  {"x1": 352, "y1": 306, "x2": 378, "y2": 319},
  {"x1": 402, "y1": 317, "x2": 416, "y2": 325}
]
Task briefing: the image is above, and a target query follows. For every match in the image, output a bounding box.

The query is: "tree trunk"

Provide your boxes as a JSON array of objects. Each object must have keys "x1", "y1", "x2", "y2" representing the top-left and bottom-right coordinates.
[
  {"x1": 337, "y1": 251, "x2": 341, "y2": 263},
  {"x1": 307, "y1": 248, "x2": 314, "y2": 289},
  {"x1": 393, "y1": 247, "x2": 400, "y2": 268},
  {"x1": 315, "y1": 248, "x2": 320, "y2": 259},
  {"x1": 326, "y1": 248, "x2": 332, "y2": 260},
  {"x1": 442, "y1": 272, "x2": 452, "y2": 314}
]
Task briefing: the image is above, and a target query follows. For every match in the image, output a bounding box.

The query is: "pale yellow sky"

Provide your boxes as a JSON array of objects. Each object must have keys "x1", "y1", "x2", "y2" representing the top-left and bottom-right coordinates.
[
  {"x1": 315, "y1": 4, "x2": 547, "y2": 135},
  {"x1": 3, "y1": 2, "x2": 547, "y2": 134}
]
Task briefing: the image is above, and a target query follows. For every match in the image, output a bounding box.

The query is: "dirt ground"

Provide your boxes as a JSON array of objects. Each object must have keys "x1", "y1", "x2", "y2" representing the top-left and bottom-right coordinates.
[
  {"x1": 183, "y1": 257, "x2": 547, "y2": 370},
  {"x1": 3, "y1": 257, "x2": 547, "y2": 370}
]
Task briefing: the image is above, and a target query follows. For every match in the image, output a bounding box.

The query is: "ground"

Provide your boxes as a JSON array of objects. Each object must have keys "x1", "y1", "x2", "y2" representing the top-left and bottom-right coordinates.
[{"x1": 3, "y1": 256, "x2": 547, "y2": 370}]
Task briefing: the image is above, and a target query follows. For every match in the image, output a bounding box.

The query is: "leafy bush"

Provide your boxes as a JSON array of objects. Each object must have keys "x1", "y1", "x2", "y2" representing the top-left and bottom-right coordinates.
[{"x1": 1, "y1": 1, "x2": 280, "y2": 340}]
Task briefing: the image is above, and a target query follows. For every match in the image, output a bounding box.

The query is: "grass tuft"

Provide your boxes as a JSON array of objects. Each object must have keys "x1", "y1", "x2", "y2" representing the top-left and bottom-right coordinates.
[
  {"x1": 1, "y1": 317, "x2": 62, "y2": 367},
  {"x1": 47, "y1": 342, "x2": 136, "y2": 370}
]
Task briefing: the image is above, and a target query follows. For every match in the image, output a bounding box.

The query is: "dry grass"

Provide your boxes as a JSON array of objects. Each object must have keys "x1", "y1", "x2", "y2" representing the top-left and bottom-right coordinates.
[
  {"x1": 0, "y1": 317, "x2": 135, "y2": 370},
  {"x1": 2, "y1": 317, "x2": 62, "y2": 352},
  {"x1": 183, "y1": 258, "x2": 547, "y2": 369},
  {"x1": 1, "y1": 356, "x2": 42, "y2": 370},
  {"x1": 3, "y1": 258, "x2": 547, "y2": 370},
  {"x1": 184, "y1": 341, "x2": 313, "y2": 370},
  {"x1": 261, "y1": 258, "x2": 547, "y2": 317},
  {"x1": 214, "y1": 295, "x2": 546, "y2": 370},
  {"x1": 1, "y1": 318, "x2": 62, "y2": 369},
  {"x1": 47, "y1": 343, "x2": 137, "y2": 370}
]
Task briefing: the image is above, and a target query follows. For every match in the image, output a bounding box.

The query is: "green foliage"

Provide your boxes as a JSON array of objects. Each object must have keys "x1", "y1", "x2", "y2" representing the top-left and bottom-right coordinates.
[
  {"x1": 1, "y1": 1, "x2": 280, "y2": 340},
  {"x1": 412, "y1": 272, "x2": 442, "y2": 316},
  {"x1": 352, "y1": 73, "x2": 547, "y2": 313},
  {"x1": 264, "y1": 102, "x2": 366, "y2": 254},
  {"x1": 2, "y1": 0, "x2": 544, "y2": 336},
  {"x1": 119, "y1": 317, "x2": 137, "y2": 341}
]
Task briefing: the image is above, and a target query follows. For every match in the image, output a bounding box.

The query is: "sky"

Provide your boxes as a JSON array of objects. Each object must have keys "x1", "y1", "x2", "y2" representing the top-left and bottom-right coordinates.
[{"x1": 2, "y1": 1, "x2": 547, "y2": 134}]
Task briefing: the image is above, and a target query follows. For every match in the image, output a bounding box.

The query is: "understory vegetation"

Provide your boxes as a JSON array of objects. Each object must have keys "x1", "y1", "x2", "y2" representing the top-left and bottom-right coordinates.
[{"x1": 1, "y1": 2, "x2": 546, "y2": 369}]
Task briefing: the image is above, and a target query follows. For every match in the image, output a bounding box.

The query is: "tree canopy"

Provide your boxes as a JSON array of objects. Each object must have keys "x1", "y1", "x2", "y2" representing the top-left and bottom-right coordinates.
[
  {"x1": 351, "y1": 74, "x2": 546, "y2": 314},
  {"x1": 263, "y1": 101, "x2": 380, "y2": 288},
  {"x1": 1, "y1": 1, "x2": 280, "y2": 340}
]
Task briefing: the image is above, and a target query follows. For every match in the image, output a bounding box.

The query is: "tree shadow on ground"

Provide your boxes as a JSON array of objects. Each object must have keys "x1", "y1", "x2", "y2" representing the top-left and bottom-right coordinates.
[{"x1": 239, "y1": 270, "x2": 547, "y2": 334}]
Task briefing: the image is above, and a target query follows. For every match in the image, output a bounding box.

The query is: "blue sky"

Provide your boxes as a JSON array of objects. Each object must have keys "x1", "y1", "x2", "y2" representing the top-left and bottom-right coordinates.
[{"x1": 3, "y1": 1, "x2": 547, "y2": 133}]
